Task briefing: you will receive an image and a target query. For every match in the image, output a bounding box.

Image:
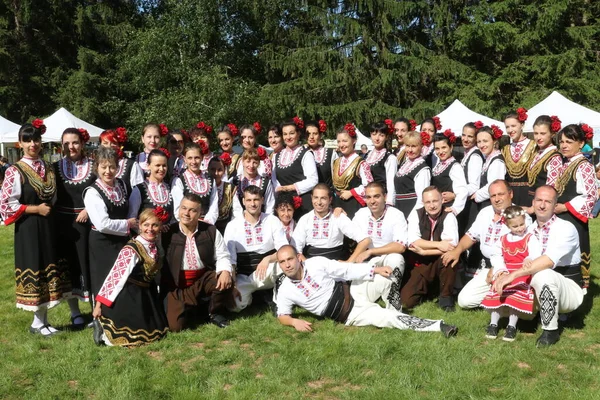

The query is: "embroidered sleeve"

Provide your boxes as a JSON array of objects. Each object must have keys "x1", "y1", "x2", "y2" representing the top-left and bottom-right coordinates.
[
  {"x1": 96, "y1": 246, "x2": 139, "y2": 307},
  {"x1": 566, "y1": 162, "x2": 598, "y2": 222},
  {"x1": 414, "y1": 167, "x2": 431, "y2": 209},
  {"x1": 171, "y1": 177, "x2": 184, "y2": 222},
  {"x1": 261, "y1": 157, "x2": 272, "y2": 177},
  {"x1": 293, "y1": 151, "x2": 319, "y2": 195},
  {"x1": 130, "y1": 162, "x2": 145, "y2": 187},
  {"x1": 466, "y1": 154, "x2": 483, "y2": 195},
  {"x1": 384, "y1": 155, "x2": 397, "y2": 205},
  {"x1": 544, "y1": 155, "x2": 563, "y2": 186},
  {"x1": 203, "y1": 180, "x2": 219, "y2": 225},
  {"x1": 0, "y1": 166, "x2": 26, "y2": 224},
  {"x1": 350, "y1": 161, "x2": 373, "y2": 199}
]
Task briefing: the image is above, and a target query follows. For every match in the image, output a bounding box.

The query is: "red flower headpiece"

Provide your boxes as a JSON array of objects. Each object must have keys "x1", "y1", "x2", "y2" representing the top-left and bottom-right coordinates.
[
  {"x1": 474, "y1": 121, "x2": 484, "y2": 130},
  {"x1": 196, "y1": 121, "x2": 213, "y2": 134},
  {"x1": 257, "y1": 146, "x2": 268, "y2": 160},
  {"x1": 318, "y1": 119, "x2": 327, "y2": 133},
  {"x1": 180, "y1": 128, "x2": 189, "y2": 140},
  {"x1": 153, "y1": 206, "x2": 170, "y2": 224},
  {"x1": 516, "y1": 107, "x2": 528, "y2": 123},
  {"x1": 384, "y1": 118, "x2": 394, "y2": 133},
  {"x1": 433, "y1": 116, "x2": 442, "y2": 131},
  {"x1": 32, "y1": 118, "x2": 46, "y2": 134},
  {"x1": 420, "y1": 131, "x2": 431, "y2": 147},
  {"x1": 159, "y1": 147, "x2": 171, "y2": 159},
  {"x1": 115, "y1": 127, "x2": 128, "y2": 144},
  {"x1": 196, "y1": 139, "x2": 210, "y2": 155},
  {"x1": 253, "y1": 121, "x2": 262, "y2": 135},
  {"x1": 409, "y1": 119, "x2": 417, "y2": 131},
  {"x1": 293, "y1": 116, "x2": 304, "y2": 130},
  {"x1": 159, "y1": 123, "x2": 169, "y2": 136},
  {"x1": 78, "y1": 128, "x2": 90, "y2": 143},
  {"x1": 227, "y1": 123, "x2": 239, "y2": 137},
  {"x1": 581, "y1": 123, "x2": 594, "y2": 141},
  {"x1": 550, "y1": 116, "x2": 562, "y2": 133},
  {"x1": 220, "y1": 152, "x2": 232, "y2": 166},
  {"x1": 490, "y1": 125, "x2": 503, "y2": 140},
  {"x1": 292, "y1": 196, "x2": 302, "y2": 210},
  {"x1": 343, "y1": 123, "x2": 356, "y2": 138},
  {"x1": 443, "y1": 129, "x2": 457, "y2": 144}
]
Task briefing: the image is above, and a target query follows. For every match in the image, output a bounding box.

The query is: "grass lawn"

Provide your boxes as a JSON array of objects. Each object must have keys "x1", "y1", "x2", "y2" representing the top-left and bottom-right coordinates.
[{"x1": 0, "y1": 222, "x2": 598, "y2": 400}]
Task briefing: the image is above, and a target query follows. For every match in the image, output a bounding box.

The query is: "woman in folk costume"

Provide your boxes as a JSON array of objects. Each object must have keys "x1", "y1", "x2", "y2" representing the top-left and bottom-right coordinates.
[
  {"x1": 189, "y1": 121, "x2": 215, "y2": 174},
  {"x1": 268, "y1": 124, "x2": 284, "y2": 162},
  {"x1": 84, "y1": 146, "x2": 137, "y2": 297},
  {"x1": 99, "y1": 127, "x2": 144, "y2": 192},
  {"x1": 365, "y1": 119, "x2": 397, "y2": 205},
  {"x1": 420, "y1": 117, "x2": 442, "y2": 168},
  {"x1": 332, "y1": 123, "x2": 373, "y2": 218},
  {"x1": 272, "y1": 117, "x2": 318, "y2": 219},
  {"x1": 274, "y1": 192, "x2": 301, "y2": 243},
  {"x1": 128, "y1": 149, "x2": 174, "y2": 227},
  {"x1": 482, "y1": 206, "x2": 541, "y2": 342},
  {"x1": 232, "y1": 148, "x2": 276, "y2": 218},
  {"x1": 502, "y1": 108, "x2": 537, "y2": 206},
  {"x1": 431, "y1": 130, "x2": 468, "y2": 215},
  {"x1": 458, "y1": 122, "x2": 484, "y2": 235},
  {"x1": 305, "y1": 119, "x2": 337, "y2": 190},
  {"x1": 54, "y1": 127, "x2": 95, "y2": 329},
  {"x1": 208, "y1": 155, "x2": 237, "y2": 235},
  {"x1": 136, "y1": 123, "x2": 167, "y2": 176},
  {"x1": 217, "y1": 123, "x2": 240, "y2": 181},
  {"x1": 0, "y1": 120, "x2": 71, "y2": 336},
  {"x1": 524, "y1": 115, "x2": 563, "y2": 213},
  {"x1": 393, "y1": 131, "x2": 431, "y2": 218},
  {"x1": 550, "y1": 124, "x2": 598, "y2": 289},
  {"x1": 237, "y1": 122, "x2": 272, "y2": 177},
  {"x1": 472, "y1": 125, "x2": 506, "y2": 210},
  {"x1": 171, "y1": 141, "x2": 219, "y2": 224},
  {"x1": 166, "y1": 128, "x2": 187, "y2": 183},
  {"x1": 92, "y1": 208, "x2": 168, "y2": 347},
  {"x1": 393, "y1": 118, "x2": 416, "y2": 165}
]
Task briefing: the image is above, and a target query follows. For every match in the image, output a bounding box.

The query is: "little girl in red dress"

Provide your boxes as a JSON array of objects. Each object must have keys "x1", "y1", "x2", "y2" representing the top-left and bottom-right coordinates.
[{"x1": 481, "y1": 206, "x2": 541, "y2": 342}]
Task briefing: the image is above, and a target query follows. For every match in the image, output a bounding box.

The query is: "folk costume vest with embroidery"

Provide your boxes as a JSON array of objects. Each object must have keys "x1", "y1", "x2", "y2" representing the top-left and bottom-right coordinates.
[
  {"x1": 481, "y1": 153, "x2": 505, "y2": 188},
  {"x1": 218, "y1": 181, "x2": 235, "y2": 222},
  {"x1": 13, "y1": 160, "x2": 56, "y2": 206},
  {"x1": 462, "y1": 148, "x2": 483, "y2": 182},
  {"x1": 415, "y1": 207, "x2": 449, "y2": 264},
  {"x1": 116, "y1": 158, "x2": 135, "y2": 192},
  {"x1": 332, "y1": 156, "x2": 363, "y2": 193},
  {"x1": 502, "y1": 140, "x2": 536, "y2": 205},
  {"x1": 54, "y1": 157, "x2": 95, "y2": 213},
  {"x1": 431, "y1": 158, "x2": 457, "y2": 193},
  {"x1": 136, "y1": 181, "x2": 174, "y2": 221},
  {"x1": 528, "y1": 149, "x2": 560, "y2": 194},
  {"x1": 126, "y1": 240, "x2": 163, "y2": 285},
  {"x1": 394, "y1": 158, "x2": 427, "y2": 197},
  {"x1": 234, "y1": 175, "x2": 269, "y2": 203},
  {"x1": 555, "y1": 157, "x2": 588, "y2": 205},
  {"x1": 312, "y1": 146, "x2": 334, "y2": 189},
  {"x1": 366, "y1": 149, "x2": 392, "y2": 186},
  {"x1": 93, "y1": 178, "x2": 129, "y2": 220},
  {"x1": 274, "y1": 146, "x2": 309, "y2": 186},
  {"x1": 181, "y1": 170, "x2": 212, "y2": 215}
]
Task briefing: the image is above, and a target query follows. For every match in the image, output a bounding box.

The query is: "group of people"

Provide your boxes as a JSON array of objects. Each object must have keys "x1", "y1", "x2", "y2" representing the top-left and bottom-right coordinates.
[{"x1": 0, "y1": 111, "x2": 595, "y2": 348}]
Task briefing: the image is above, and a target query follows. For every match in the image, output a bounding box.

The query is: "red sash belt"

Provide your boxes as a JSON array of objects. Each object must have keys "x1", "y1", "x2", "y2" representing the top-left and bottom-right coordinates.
[{"x1": 179, "y1": 269, "x2": 206, "y2": 288}]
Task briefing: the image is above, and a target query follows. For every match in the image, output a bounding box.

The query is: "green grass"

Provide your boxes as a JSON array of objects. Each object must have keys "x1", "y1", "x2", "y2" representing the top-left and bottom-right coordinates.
[{"x1": 0, "y1": 223, "x2": 599, "y2": 400}]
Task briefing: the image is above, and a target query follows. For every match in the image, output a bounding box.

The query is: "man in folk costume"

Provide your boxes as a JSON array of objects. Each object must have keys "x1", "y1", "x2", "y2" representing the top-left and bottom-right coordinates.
[
  {"x1": 292, "y1": 183, "x2": 371, "y2": 261},
  {"x1": 493, "y1": 186, "x2": 584, "y2": 347},
  {"x1": 442, "y1": 180, "x2": 532, "y2": 309},
  {"x1": 275, "y1": 245, "x2": 458, "y2": 338},
  {"x1": 161, "y1": 193, "x2": 234, "y2": 330},
  {"x1": 224, "y1": 185, "x2": 289, "y2": 311},
  {"x1": 400, "y1": 186, "x2": 459, "y2": 311},
  {"x1": 352, "y1": 182, "x2": 408, "y2": 310}
]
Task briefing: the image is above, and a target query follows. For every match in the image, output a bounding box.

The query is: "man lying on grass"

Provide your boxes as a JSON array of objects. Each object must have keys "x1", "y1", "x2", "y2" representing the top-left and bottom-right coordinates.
[{"x1": 275, "y1": 245, "x2": 458, "y2": 337}]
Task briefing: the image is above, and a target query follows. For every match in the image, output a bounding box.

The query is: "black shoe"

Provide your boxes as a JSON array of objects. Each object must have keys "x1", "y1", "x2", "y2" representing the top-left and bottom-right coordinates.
[
  {"x1": 485, "y1": 324, "x2": 499, "y2": 339},
  {"x1": 440, "y1": 322, "x2": 458, "y2": 338},
  {"x1": 441, "y1": 305, "x2": 455, "y2": 313},
  {"x1": 71, "y1": 314, "x2": 86, "y2": 331},
  {"x1": 536, "y1": 329, "x2": 560, "y2": 347},
  {"x1": 91, "y1": 319, "x2": 105, "y2": 346},
  {"x1": 209, "y1": 314, "x2": 230, "y2": 328},
  {"x1": 503, "y1": 325, "x2": 517, "y2": 342},
  {"x1": 29, "y1": 325, "x2": 60, "y2": 337}
]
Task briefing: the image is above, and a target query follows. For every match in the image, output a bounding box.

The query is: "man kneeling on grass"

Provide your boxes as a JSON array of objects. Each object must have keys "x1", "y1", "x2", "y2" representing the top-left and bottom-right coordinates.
[{"x1": 275, "y1": 245, "x2": 458, "y2": 337}]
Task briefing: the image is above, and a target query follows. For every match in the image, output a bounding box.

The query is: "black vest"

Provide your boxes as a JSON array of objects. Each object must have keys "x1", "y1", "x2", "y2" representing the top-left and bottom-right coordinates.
[
  {"x1": 53, "y1": 157, "x2": 95, "y2": 212},
  {"x1": 135, "y1": 181, "x2": 174, "y2": 221}
]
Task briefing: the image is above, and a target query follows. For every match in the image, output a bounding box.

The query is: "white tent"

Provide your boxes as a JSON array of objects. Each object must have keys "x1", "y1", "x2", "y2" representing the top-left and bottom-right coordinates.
[
  {"x1": 419, "y1": 99, "x2": 505, "y2": 136},
  {"x1": 524, "y1": 91, "x2": 600, "y2": 145},
  {"x1": 354, "y1": 127, "x2": 373, "y2": 151},
  {"x1": 1, "y1": 107, "x2": 104, "y2": 144},
  {"x1": 0, "y1": 116, "x2": 20, "y2": 154}
]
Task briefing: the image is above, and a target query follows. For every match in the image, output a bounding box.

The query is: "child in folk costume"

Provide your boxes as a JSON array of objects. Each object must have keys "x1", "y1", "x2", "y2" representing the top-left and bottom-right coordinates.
[
  {"x1": 272, "y1": 117, "x2": 318, "y2": 219},
  {"x1": 237, "y1": 123, "x2": 272, "y2": 177},
  {"x1": 216, "y1": 123, "x2": 240, "y2": 181},
  {"x1": 84, "y1": 147, "x2": 138, "y2": 297},
  {"x1": 190, "y1": 121, "x2": 215, "y2": 173},
  {"x1": 332, "y1": 123, "x2": 373, "y2": 218},
  {"x1": 365, "y1": 120, "x2": 397, "y2": 205},
  {"x1": 502, "y1": 109, "x2": 537, "y2": 207},
  {"x1": 136, "y1": 123, "x2": 166, "y2": 176},
  {"x1": 92, "y1": 209, "x2": 168, "y2": 347},
  {"x1": 54, "y1": 128, "x2": 95, "y2": 329},
  {"x1": 393, "y1": 118, "x2": 416, "y2": 165},
  {"x1": 420, "y1": 117, "x2": 442, "y2": 168},
  {"x1": 232, "y1": 148, "x2": 275, "y2": 218},
  {"x1": 482, "y1": 206, "x2": 541, "y2": 342},
  {"x1": 0, "y1": 121, "x2": 71, "y2": 336},
  {"x1": 393, "y1": 131, "x2": 431, "y2": 218},
  {"x1": 171, "y1": 141, "x2": 219, "y2": 224},
  {"x1": 208, "y1": 155, "x2": 237, "y2": 235},
  {"x1": 472, "y1": 126, "x2": 506, "y2": 210},
  {"x1": 274, "y1": 192, "x2": 300, "y2": 243},
  {"x1": 458, "y1": 122, "x2": 484, "y2": 235},
  {"x1": 431, "y1": 130, "x2": 467, "y2": 215},
  {"x1": 99, "y1": 128, "x2": 144, "y2": 192},
  {"x1": 551, "y1": 124, "x2": 598, "y2": 289},
  {"x1": 267, "y1": 125, "x2": 284, "y2": 162},
  {"x1": 305, "y1": 119, "x2": 337, "y2": 190}
]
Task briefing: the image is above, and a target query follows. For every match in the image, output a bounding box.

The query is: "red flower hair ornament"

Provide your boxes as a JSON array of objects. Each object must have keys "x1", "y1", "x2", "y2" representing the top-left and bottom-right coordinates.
[
  {"x1": 550, "y1": 116, "x2": 562, "y2": 133},
  {"x1": 433, "y1": 116, "x2": 442, "y2": 131},
  {"x1": 516, "y1": 107, "x2": 528, "y2": 123},
  {"x1": 318, "y1": 119, "x2": 327, "y2": 133},
  {"x1": 159, "y1": 147, "x2": 171, "y2": 159},
  {"x1": 253, "y1": 122, "x2": 262, "y2": 135},
  {"x1": 115, "y1": 127, "x2": 128, "y2": 144},
  {"x1": 344, "y1": 123, "x2": 356, "y2": 138},
  {"x1": 159, "y1": 123, "x2": 169, "y2": 136},
  {"x1": 196, "y1": 121, "x2": 213, "y2": 135},
  {"x1": 384, "y1": 118, "x2": 394, "y2": 133},
  {"x1": 153, "y1": 206, "x2": 170, "y2": 224},
  {"x1": 293, "y1": 116, "x2": 304, "y2": 130},
  {"x1": 78, "y1": 128, "x2": 90, "y2": 143},
  {"x1": 220, "y1": 152, "x2": 232, "y2": 166},
  {"x1": 257, "y1": 146, "x2": 268, "y2": 160},
  {"x1": 491, "y1": 125, "x2": 503, "y2": 140},
  {"x1": 292, "y1": 196, "x2": 302, "y2": 210},
  {"x1": 409, "y1": 119, "x2": 417, "y2": 131},
  {"x1": 196, "y1": 139, "x2": 210, "y2": 155},
  {"x1": 443, "y1": 129, "x2": 457, "y2": 144},
  {"x1": 227, "y1": 123, "x2": 239, "y2": 137},
  {"x1": 581, "y1": 124, "x2": 594, "y2": 141},
  {"x1": 474, "y1": 121, "x2": 484, "y2": 130},
  {"x1": 32, "y1": 118, "x2": 46, "y2": 134},
  {"x1": 420, "y1": 131, "x2": 431, "y2": 147}
]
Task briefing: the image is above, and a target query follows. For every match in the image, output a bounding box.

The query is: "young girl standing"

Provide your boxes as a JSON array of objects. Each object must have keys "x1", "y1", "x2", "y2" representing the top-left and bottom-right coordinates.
[
  {"x1": 365, "y1": 120, "x2": 397, "y2": 205},
  {"x1": 136, "y1": 123, "x2": 165, "y2": 176}
]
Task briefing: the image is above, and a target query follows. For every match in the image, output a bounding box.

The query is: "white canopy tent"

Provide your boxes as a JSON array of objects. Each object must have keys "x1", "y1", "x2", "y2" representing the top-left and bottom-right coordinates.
[
  {"x1": 0, "y1": 116, "x2": 20, "y2": 154},
  {"x1": 354, "y1": 127, "x2": 373, "y2": 151},
  {"x1": 418, "y1": 99, "x2": 505, "y2": 136}
]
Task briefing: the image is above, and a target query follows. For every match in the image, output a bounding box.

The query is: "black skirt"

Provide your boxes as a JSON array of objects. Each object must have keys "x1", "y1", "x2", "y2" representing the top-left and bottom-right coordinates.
[
  {"x1": 56, "y1": 212, "x2": 91, "y2": 300},
  {"x1": 557, "y1": 212, "x2": 590, "y2": 289},
  {"x1": 89, "y1": 230, "x2": 129, "y2": 295}
]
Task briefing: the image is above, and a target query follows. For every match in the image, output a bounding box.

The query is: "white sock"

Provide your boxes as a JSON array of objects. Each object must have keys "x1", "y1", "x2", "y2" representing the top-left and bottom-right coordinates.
[
  {"x1": 67, "y1": 298, "x2": 82, "y2": 318},
  {"x1": 490, "y1": 311, "x2": 500, "y2": 326},
  {"x1": 508, "y1": 313, "x2": 519, "y2": 328},
  {"x1": 31, "y1": 309, "x2": 46, "y2": 329}
]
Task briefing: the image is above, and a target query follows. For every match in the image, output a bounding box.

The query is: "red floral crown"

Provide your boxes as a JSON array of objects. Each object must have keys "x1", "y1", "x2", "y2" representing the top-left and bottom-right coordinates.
[
  {"x1": 420, "y1": 131, "x2": 431, "y2": 147},
  {"x1": 516, "y1": 107, "x2": 528, "y2": 123},
  {"x1": 318, "y1": 119, "x2": 327, "y2": 133},
  {"x1": 159, "y1": 123, "x2": 169, "y2": 136},
  {"x1": 159, "y1": 147, "x2": 171, "y2": 159},
  {"x1": 409, "y1": 119, "x2": 417, "y2": 131},
  {"x1": 78, "y1": 128, "x2": 90, "y2": 143},
  {"x1": 581, "y1": 123, "x2": 594, "y2": 141},
  {"x1": 220, "y1": 152, "x2": 232, "y2": 166},
  {"x1": 153, "y1": 206, "x2": 170, "y2": 223},
  {"x1": 473, "y1": 121, "x2": 484, "y2": 130},
  {"x1": 196, "y1": 121, "x2": 213, "y2": 134},
  {"x1": 293, "y1": 116, "x2": 304, "y2": 130},
  {"x1": 196, "y1": 139, "x2": 210, "y2": 155},
  {"x1": 433, "y1": 116, "x2": 442, "y2": 131},
  {"x1": 227, "y1": 123, "x2": 239, "y2": 137},
  {"x1": 292, "y1": 196, "x2": 302, "y2": 210},
  {"x1": 384, "y1": 118, "x2": 394, "y2": 133},
  {"x1": 32, "y1": 119, "x2": 46, "y2": 134},
  {"x1": 253, "y1": 121, "x2": 262, "y2": 135},
  {"x1": 257, "y1": 146, "x2": 268, "y2": 160},
  {"x1": 443, "y1": 129, "x2": 457, "y2": 144},
  {"x1": 550, "y1": 116, "x2": 561, "y2": 133},
  {"x1": 490, "y1": 125, "x2": 503, "y2": 140},
  {"x1": 115, "y1": 127, "x2": 128, "y2": 144},
  {"x1": 343, "y1": 123, "x2": 356, "y2": 138}
]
